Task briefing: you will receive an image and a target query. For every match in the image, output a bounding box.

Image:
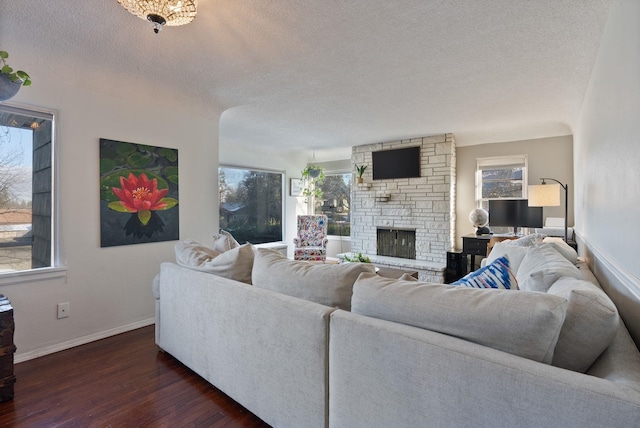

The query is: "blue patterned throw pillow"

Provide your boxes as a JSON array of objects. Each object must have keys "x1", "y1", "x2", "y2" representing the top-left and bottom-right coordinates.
[{"x1": 452, "y1": 256, "x2": 517, "y2": 290}]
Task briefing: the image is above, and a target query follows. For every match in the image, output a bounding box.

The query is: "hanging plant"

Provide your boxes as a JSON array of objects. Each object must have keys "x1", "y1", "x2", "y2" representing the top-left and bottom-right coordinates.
[
  {"x1": 301, "y1": 165, "x2": 325, "y2": 199},
  {"x1": 0, "y1": 51, "x2": 31, "y2": 102}
]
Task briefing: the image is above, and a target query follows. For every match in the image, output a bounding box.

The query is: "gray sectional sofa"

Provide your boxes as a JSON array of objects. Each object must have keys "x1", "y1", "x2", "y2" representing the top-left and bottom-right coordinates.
[{"x1": 153, "y1": 239, "x2": 640, "y2": 428}]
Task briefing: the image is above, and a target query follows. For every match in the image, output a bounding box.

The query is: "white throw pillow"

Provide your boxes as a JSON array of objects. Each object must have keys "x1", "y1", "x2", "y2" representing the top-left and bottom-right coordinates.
[
  {"x1": 547, "y1": 277, "x2": 619, "y2": 372},
  {"x1": 211, "y1": 229, "x2": 240, "y2": 253},
  {"x1": 352, "y1": 273, "x2": 567, "y2": 363},
  {"x1": 516, "y1": 244, "x2": 581, "y2": 292},
  {"x1": 175, "y1": 240, "x2": 254, "y2": 284},
  {"x1": 507, "y1": 233, "x2": 546, "y2": 247},
  {"x1": 175, "y1": 239, "x2": 222, "y2": 265},
  {"x1": 485, "y1": 242, "x2": 529, "y2": 275},
  {"x1": 252, "y1": 248, "x2": 375, "y2": 310}
]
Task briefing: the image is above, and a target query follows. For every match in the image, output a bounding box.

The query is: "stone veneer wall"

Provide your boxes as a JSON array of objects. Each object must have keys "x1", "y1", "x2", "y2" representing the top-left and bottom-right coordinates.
[{"x1": 351, "y1": 134, "x2": 456, "y2": 269}]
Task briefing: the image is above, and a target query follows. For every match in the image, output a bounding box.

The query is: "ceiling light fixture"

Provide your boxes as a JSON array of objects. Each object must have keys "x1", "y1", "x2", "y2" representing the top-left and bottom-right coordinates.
[{"x1": 117, "y1": 0, "x2": 198, "y2": 34}]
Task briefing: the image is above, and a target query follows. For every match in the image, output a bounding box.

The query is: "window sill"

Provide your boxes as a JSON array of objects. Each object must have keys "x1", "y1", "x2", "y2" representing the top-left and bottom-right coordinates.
[{"x1": 0, "y1": 266, "x2": 67, "y2": 286}]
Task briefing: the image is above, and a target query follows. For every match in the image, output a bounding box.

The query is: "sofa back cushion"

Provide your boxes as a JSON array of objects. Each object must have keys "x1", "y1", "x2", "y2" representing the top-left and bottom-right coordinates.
[
  {"x1": 547, "y1": 277, "x2": 619, "y2": 372},
  {"x1": 542, "y1": 237, "x2": 579, "y2": 264},
  {"x1": 352, "y1": 273, "x2": 567, "y2": 363},
  {"x1": 516, "y1": 244, "x2": 581, "y2": 292},
  {"x1": 252, "y1": 248, "x2": 375, "y2": 310}
]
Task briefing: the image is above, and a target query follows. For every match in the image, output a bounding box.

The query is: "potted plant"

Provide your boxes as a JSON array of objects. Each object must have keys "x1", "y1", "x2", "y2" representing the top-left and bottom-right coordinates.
[
  {"x1": 0, "y1": 51, "x2": 31, "y2": 102},
  {"x1": 301, "y1": 165, "x2": 325, "y2": 199},
  {"x1": 355, "y1": 164, "x2": 367, "y2": 184},
  {"x1": 343, "y1": 252, "x2": 371, "y2": 263},
  {"x1": 303, "y1": 165, "x2": 323, "y2": 179}
]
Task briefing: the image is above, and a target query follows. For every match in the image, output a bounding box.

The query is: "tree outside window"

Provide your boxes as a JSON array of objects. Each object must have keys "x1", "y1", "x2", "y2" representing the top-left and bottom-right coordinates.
[
  {"x1": 0, "y1": 105, "x2": 54, "y2": 272},
  {"x1": 313, "y1": 173, "x2": 351, "y2": 237},
  {"x1": 219, "y1": 166, "x2": 283, "y2": 244}
]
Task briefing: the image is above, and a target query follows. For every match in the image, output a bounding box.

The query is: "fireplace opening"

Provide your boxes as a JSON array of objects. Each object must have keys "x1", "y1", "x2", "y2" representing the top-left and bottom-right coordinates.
[{"x1": 377, "y1": 228, "x2": 416, "y2": 259}]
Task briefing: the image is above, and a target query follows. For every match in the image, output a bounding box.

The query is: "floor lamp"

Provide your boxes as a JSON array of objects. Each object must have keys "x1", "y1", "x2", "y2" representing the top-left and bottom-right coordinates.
[{"x1": 528, "y1": 178, "x2": 568, "y2": 242}]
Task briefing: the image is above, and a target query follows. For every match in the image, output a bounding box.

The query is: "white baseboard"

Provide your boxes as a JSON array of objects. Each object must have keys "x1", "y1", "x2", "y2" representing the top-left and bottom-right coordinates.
[{"x1": 15, "y1": 318, "x2": 156, "y2": 363}]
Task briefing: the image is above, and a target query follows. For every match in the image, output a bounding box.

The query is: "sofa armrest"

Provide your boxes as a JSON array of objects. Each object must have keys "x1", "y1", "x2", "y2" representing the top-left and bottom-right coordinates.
[{"x1": 329, "y1": 310, "x2": 640, "y2": 428}]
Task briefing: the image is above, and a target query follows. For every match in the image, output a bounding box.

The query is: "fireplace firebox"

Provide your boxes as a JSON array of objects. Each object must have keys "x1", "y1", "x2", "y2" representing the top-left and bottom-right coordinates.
[{"x1": 377, "y1": 229, "x2": 416, "y2": 259}]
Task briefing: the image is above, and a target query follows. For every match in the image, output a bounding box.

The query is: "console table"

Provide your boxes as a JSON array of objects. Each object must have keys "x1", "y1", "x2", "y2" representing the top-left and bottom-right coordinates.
[{"x1": 461, "y1": 234, "x2": 491, "y2": 273}]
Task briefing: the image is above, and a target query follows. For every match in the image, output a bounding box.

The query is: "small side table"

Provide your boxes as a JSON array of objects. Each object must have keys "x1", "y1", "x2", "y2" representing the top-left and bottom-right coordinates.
[
  {"x1": 461, "y1": 234, "x2": 491, "y2": 273},
  {"x1": 0, "y1": 295, "x2": 15, "y2": 402}
]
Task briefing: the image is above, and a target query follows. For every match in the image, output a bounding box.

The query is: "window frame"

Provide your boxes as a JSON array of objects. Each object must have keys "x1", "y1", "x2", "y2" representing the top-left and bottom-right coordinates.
[
  {"x1": 0, "y1": 102, "x2": 63, "y2": 285},
  {"x1": 475, "y1": 155, "x2": 528, "y2": 209},
  {"x1": 218, "y1": 164, "x2": 285, "y2": 244}
]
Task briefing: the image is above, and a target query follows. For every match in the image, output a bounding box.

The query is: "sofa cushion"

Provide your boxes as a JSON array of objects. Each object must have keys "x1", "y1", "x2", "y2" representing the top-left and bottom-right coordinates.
[
  {"x1": 351, "y1": 273, "x2": 567, "y2": 363},
  {"x1": 507, "y1": 233, "x2": 546, "y2": 247},
  {"x1": 252, "y1": 248, "x2": 375, "y2": 310},
  {"x1": 452, "y1": 256, "x2": 517, "y2": 289},
  {"x1": 485, "y1": 242, "x2": 529, "y2": 274},
  {"x1": 212, "y1": 229, "x2": 240, "y2": 253},
  {"x1": 547, "y1": 277, "x2": 619, "y2": 372},
  {"x1": 543, "y1": 236, "x2": 578, "y2": 264},
  {"x1": 516, "y1": 244, "x2": 581, "y2": 292},
  {"x1": 175, "y1": 240, "x2": 254, "y2": 284},
  {"x1": 400, "y1": 273, "x2": 418, "y2": 281}
]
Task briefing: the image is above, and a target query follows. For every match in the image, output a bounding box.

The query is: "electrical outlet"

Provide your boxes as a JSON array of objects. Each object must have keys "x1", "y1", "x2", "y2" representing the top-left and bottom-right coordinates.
[{"x1": 57, "y1": 302, "x2": 70, "y2": 319}]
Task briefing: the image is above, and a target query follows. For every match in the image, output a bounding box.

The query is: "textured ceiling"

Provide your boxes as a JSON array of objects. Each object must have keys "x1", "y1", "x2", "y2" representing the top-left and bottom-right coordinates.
[{"x1": 1, "y1": 1, "x2": 612, "y2": 154}]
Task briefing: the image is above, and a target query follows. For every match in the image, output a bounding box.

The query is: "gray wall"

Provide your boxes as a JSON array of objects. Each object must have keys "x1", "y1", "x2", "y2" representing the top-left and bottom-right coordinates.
[{"x1": 455, "y1": 135, "x2": 573, "y2": 249}]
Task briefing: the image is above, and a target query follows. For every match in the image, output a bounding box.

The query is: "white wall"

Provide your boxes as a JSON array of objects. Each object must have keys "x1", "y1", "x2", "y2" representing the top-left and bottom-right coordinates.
[
  {"x1": 575, "y1": 0, "x2": 640, "y2": 344},
  {"x1": 3, "y1": 78, "x2": 220, "y2": 361}
]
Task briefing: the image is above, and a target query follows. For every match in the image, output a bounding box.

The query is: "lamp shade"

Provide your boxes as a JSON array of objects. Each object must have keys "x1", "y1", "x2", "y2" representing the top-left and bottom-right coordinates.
[{"x1": 528, "y1": 183, "x2": 561, "y2": 207}]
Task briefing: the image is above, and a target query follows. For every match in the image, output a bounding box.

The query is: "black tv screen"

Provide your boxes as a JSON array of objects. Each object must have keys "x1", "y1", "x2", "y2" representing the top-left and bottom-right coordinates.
[
  {"x1": 372, "y1": 146, "x2": 420, "y2": 180},
  {"x1": 488, "y1": 199, "x2": 543, "y2": 228}
]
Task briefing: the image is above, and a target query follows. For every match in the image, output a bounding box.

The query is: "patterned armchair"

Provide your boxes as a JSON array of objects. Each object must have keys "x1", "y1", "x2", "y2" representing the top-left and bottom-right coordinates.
[{"x1": 293, "y1": 215, "x2": 328, "y2": 261}]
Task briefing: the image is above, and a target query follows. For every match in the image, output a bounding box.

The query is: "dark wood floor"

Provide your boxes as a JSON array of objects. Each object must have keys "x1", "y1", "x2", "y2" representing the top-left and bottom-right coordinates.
[{"x1": 0, "y1": 326, "x2": 271, "y2": 427}]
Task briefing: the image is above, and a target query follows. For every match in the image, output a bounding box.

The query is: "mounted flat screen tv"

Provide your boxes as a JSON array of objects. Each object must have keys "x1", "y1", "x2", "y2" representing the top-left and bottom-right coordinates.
[
  {"x1": 489, "y1": 199, "x2": 543, "y2": 235},
  {"x1": 372, "y1": 146, "x2": 420, "y2": 180}
]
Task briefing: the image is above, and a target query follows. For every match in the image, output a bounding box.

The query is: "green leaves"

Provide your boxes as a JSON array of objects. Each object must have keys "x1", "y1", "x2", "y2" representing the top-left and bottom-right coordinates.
[{"x1": 0, "y1": 50, "x2": 31, "y2": 86}]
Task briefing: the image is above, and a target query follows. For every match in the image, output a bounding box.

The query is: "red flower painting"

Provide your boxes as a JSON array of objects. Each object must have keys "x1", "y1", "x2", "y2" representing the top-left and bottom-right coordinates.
[{"x1": 109, "y1": 172, "x2": 177, "y2": 226}]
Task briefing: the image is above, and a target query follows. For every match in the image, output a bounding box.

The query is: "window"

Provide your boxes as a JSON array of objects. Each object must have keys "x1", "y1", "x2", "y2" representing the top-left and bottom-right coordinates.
[
  {"x1": 0, "y1": 104, "x2": 55, "y2": 273},
  {"x1": 476, "y1": 155, "x2": 528, "y2": 209},
  {"x1": 218, "y1": 166, "x2": 283, "y2": 244},
  {"x1": 313, "y1": 172, "x2": 351, "y2": 237}
]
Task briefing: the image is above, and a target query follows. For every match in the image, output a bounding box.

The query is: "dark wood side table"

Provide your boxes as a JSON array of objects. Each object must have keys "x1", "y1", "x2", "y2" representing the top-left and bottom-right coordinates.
[
  {"x1": 0, "y1": 294, "x2": 15, "y2": 402},
  {"x1": 461, "y1": 234, "x2": 491, "y2": 274}
]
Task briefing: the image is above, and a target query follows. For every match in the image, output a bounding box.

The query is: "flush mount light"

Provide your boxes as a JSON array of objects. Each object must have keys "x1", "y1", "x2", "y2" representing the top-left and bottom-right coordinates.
[{"x1": 117, "y1": 0, "x2": 198, "y2": 33}]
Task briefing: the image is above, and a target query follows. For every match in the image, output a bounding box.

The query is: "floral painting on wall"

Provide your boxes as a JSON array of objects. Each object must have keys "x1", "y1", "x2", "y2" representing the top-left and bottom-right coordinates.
[{"x1": 99, "y1": 138, "x2": 179, "y2": 247}]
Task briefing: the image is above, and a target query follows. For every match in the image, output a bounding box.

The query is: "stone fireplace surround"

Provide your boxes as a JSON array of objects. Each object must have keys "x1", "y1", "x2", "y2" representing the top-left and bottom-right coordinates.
[{"x1": 348, "y1": 134, "x2": 456, "y2": 283}]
